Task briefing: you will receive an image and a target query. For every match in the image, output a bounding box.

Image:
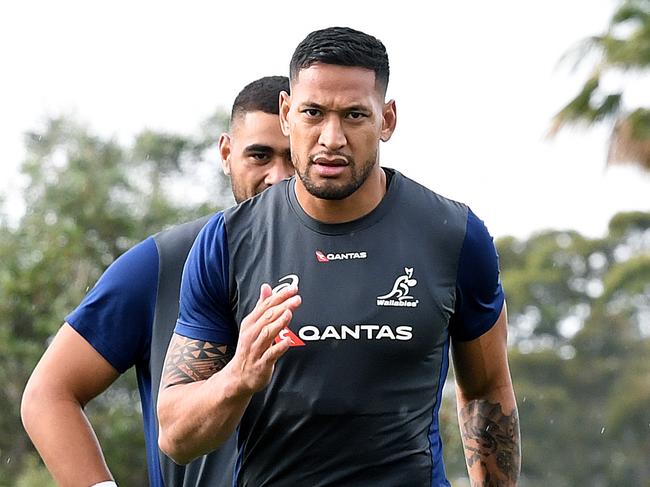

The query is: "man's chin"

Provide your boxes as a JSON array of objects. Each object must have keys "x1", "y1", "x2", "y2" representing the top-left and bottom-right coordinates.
[{"x1": 304, "y1": 181, "x2": 358, "y2": 200}]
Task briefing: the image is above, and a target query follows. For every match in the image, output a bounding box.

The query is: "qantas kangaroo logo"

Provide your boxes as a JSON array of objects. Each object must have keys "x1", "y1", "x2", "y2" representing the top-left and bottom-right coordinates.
[{"x1": 377, "y1": 267, "x2": 419, "y2": 308}]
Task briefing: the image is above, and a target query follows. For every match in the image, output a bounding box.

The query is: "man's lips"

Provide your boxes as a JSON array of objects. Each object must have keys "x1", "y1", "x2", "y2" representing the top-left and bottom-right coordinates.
[
  {"x1": 311, "y1": 157, "x2": 348, "y2": 177},
  {"x1": 312, "y1": 156, "x2": 348, "y2": 166}
]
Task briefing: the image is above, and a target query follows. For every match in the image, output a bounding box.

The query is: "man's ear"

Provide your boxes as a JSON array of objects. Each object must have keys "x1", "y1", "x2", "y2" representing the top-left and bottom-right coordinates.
[
  {"x1": 380, "y1": 99, "x2": 397, "y2": 142},
  {"x1": 279, "y1": 91, "x2": 291, "y2": 136},
  {"x1": 218, "y1": 133, "x2": 232, "y2": 175}
]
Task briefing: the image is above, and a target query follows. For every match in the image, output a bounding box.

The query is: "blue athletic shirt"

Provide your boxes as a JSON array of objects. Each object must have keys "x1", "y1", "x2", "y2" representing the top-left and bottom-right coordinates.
[
  {"x1": 66, "y1": 238, "x2": 162, "y2": 484},
  {"x1": 66, "y1": 217, "x2": 237, "y2": 487}
]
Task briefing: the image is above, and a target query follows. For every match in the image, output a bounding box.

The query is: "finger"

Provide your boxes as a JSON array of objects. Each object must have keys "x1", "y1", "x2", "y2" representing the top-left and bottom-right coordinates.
[
  {"x1": 260, "y1": 294, "x2": 301, "y2": 326},
  {"x1": 244, "y1": 283, "x2": 299, "y2": 326},
  {"x1": 243, "y1": 294, "x2": 301, "y2": 354},
  {"x1": 244, "y1": 292, "x2": 301, "y2": 339},
  {"x1": 240, "y1": 283, "x2": 274, "y2": 328},
  {"x1": 251, "y1": 283, "x2": 273, "y2": 318},
  {"x1": 252, "y1": 308, "x2": 293, "y2": 354},
  {"x1": 260, "y1": 333, "x2": 292, "y2": 365},
  {"x1": 250, "y1": 308, "x2": 294, "y2": 357},
  {"x1": 259, "y1": 283, "x2": 273, "y2": 301}
]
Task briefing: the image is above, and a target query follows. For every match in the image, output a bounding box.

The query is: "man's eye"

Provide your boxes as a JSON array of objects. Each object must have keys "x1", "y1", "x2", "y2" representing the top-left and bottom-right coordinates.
[
  {"x1": 250, "y1": 153, "x2": 270, "y2": 162},
  {"x1": 303, "y1": 108, "x2": 321, "y2": 117},
  {"x1": 346, "y1": 111, "x2": 365, "y2": 120}
]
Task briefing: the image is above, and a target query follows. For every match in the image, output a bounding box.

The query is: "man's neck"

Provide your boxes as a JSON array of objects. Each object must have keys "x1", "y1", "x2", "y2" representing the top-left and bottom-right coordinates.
[{"x1": 294, "y1": 166, "x2": 387, "y2": 224}]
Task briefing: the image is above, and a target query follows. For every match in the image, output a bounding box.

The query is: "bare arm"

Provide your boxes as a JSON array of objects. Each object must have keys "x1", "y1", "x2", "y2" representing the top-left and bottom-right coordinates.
[
  {"x1": 157, "y1": 283, "x2": 301, "y2": 464},
  {"x1": 451, "y1": 304, "x2": 521, "y2": 486},
  {"x1": 21, "y1": 323, "x2": 120, "y2": 486}
]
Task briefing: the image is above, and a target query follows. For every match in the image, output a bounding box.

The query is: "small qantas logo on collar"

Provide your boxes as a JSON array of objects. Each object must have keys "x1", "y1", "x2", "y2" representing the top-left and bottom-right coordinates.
[{"x1": 315, "y1": 250, "x2": 367, "y2": 263}]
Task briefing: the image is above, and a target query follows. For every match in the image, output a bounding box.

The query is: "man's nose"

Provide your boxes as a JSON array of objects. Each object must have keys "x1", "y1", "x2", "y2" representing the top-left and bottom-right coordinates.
[{"x1": 318, "y1": 116, "x2": 347, "y2": 151}]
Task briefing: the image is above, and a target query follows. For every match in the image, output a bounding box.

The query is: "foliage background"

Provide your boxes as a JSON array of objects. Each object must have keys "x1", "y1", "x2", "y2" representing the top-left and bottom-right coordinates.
[{"x1": 0, "y1": 112, "x2": 232, "y2": 486}]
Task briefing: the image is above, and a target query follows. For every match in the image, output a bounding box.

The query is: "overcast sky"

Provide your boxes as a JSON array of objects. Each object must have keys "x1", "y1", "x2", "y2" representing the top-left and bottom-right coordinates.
[{"x1": 1, "y1": 0, "x2": 648, "y2": 239}]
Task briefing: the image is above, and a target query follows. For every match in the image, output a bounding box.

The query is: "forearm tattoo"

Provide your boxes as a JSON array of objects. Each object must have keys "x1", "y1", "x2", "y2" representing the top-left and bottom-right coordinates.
[
  {"x1": 162, "y1": 336, "x2": 234, "y2": 388},
  {"x1": 459, "y1": 399, "x2": 520, "y2": 486}
]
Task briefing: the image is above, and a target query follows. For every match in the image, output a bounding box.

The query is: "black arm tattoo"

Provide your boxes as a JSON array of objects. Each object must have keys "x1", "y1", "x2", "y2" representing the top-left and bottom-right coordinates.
[
  {"x1": 459, "y1": 399, "x2": 520, "y2": 487},
  {"x1": 161, "y1": 335, "x2": 234, "y2": 388}
]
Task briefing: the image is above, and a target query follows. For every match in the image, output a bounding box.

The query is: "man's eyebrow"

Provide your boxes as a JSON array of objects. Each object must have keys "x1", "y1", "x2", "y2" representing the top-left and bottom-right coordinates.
[
  {"x1": 243, "y1": 144, "x2": 273, "y2": 153},
  {"x1": 343, "y1": 104, "x2": 371, "y2": 112},
  {"x1": 299, "y1": 101, "x2": 327, "y2": 110},
  {"x1": 300, "y1": 101, "x2": 371, "y2": 113}
]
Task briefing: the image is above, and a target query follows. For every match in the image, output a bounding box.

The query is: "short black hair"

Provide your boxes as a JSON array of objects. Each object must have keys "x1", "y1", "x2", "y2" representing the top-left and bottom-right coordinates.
[
  {"x1": 230, "y1": 75, "x2": 289, "y2": 123},
  {"x1": 289, "y1": 27, "x2": 389, "y2": 95}
]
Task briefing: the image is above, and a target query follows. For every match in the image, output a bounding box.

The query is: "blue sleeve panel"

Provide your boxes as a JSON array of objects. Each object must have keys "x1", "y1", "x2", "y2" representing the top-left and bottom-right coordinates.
[
  {"x1": 175, "y1": 212, "x2": 238, "y2": 345},
  {"x1": 65, "y1": 237, "x2": 159, "y2": 373},
  {"x1": 449, "y1": 208, "x2": 505, "y2": 342}
]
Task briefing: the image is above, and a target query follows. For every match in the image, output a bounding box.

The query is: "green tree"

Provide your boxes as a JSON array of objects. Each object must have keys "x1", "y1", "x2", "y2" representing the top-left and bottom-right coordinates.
[
  {"x1": 507, "y1": 213, "x2": 648, "y2": 485},
  {"x1": 441, "y1": 211, "x2": 650, "y2": 486},
  {"x1": 551, "y1": 0, "x2": 650, "y2": 170},
  {"x1": 0, "y1": 113, "x2": 229, "y2": 485}
]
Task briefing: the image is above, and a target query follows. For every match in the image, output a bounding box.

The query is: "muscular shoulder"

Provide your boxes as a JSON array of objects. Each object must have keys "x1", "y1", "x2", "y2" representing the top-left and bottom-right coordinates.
[
  {"x1": 451, "y1": 208, "x2": 505, "y2": 341},
  {"x1": 65, "y1": 237, "x2": 160, "y2": 372}
]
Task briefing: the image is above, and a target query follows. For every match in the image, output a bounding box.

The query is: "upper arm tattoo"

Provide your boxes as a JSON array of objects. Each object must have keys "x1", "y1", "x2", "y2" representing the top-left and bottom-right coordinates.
[
  {"x1": 161, "y1": 335, "x2": 234, "y2": 389},
  {"x1": 459, "y1": 399, "x2": 520, "y2": 486}
]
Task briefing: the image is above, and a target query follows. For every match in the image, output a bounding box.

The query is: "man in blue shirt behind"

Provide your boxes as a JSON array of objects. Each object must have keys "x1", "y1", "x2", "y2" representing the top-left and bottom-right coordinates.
[{"x1": 21, "y1": 75, "x2": 293, "y2": 487}]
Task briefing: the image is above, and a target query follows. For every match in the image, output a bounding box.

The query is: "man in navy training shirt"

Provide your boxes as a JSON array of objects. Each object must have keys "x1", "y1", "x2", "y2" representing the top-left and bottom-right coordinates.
[
  {"x1": 21, "y1": 75, "x2": 293, "y2": 487},
  {"x1": 158, "y1": 28, "x2": 521, "y2": 487}
]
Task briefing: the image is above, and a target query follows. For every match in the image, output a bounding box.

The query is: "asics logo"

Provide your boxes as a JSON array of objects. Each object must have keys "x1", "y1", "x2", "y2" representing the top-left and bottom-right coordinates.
[
  {"x1": 271, "y1": 274, "x2": 303, "y2": 347},
  {"x1": 272, "y1": 274, "x2": 299, "y2": 294}
]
